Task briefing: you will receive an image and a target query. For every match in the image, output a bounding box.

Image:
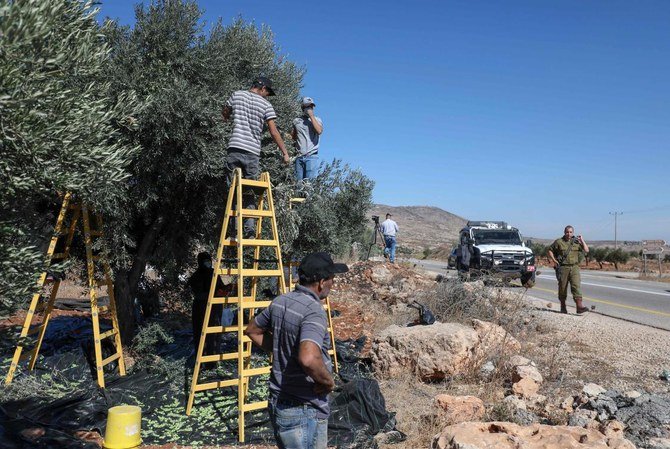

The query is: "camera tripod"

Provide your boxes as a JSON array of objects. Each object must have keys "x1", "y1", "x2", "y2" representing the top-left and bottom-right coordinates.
[{"x1": 366, "y1": 216, "x2": 388, "y2": 260}]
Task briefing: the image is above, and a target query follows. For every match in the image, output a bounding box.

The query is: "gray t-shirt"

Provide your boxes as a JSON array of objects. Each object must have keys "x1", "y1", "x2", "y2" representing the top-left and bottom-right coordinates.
[
  {"x1": 254, "y1": 285, "x2": 332, "y2": 418},
  {"x1": 292, "y1": 115, "x2": 323, "y2": 156},
  {"x1": 226, "y1": 90, "x2": 277, "y2": 156}
]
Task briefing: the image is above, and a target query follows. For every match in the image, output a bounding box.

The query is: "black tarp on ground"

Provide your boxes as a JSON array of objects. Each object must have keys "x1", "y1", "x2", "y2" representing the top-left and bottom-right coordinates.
[{"x1": 0, "y1": 317, "x2": 402, "y2": 448}]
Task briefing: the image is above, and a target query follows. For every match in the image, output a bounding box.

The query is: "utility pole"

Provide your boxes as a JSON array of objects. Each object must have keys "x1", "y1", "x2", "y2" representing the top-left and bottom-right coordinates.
[{"x1": 609, "y1": 211, "x2": 623, "y2": 249}]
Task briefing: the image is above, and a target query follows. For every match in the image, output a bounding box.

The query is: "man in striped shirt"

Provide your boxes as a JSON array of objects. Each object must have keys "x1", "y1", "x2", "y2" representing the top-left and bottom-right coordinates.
[{"x1": 222, "y1": 77, "x2": 289, "y2": 237}]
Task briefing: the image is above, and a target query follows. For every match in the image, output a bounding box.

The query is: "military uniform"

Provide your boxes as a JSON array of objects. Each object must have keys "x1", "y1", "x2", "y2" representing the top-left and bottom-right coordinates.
[{"x1": 549, "y1": 237, "x2": 586, "y2": 312}]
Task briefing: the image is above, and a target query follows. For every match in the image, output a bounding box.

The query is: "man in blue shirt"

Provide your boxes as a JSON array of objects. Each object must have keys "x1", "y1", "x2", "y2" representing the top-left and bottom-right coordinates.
[{"x1": 245, "y1": 252, "x2": 348, "y2": 449}]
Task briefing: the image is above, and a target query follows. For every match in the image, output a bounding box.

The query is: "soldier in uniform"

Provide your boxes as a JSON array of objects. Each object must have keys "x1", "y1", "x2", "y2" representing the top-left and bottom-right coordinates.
[{"x1": 547, "y1": 225, "x2": 590, "y2": 314}]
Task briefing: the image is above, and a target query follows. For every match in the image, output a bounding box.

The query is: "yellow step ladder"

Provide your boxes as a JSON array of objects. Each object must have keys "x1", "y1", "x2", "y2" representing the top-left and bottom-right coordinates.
[
  {"x1": 287, "y1": 197, "x2": 339, "y2": 373},
  {"x1": 186, "y1": 169, "x2": 287, "y2": 442},
  {"x1": 5, "y1": 193, "x2": 126, "y2": 388}
]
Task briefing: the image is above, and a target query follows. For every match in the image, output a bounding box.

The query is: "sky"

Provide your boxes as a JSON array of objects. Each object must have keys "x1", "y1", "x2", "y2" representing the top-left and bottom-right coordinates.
[{"x1": 98, "y1": 0, "x2": 670, "y2": 242}]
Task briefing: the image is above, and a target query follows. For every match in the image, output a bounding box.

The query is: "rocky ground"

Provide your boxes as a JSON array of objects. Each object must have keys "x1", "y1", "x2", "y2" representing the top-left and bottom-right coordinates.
[
  {"x1": 4, "y1": 260, "x2": 669, "y2": 448},
  {"x1": 329, "y1": 261, "x2": 670, "y2": 448}
]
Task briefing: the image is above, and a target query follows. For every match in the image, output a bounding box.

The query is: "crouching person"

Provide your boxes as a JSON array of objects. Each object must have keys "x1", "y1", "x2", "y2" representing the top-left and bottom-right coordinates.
[{"x1": 245, "y1": 252, "x2": 348, "y2": 449}]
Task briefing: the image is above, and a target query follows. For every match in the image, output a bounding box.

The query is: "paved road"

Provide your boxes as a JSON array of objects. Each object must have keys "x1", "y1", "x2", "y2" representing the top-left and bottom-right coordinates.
[
  {"x1": 408, "y1": 259, "x2": 670, "y2": 331},
  {"x1": 532, "y1": 268, "x2": 670, "y2": 331}
]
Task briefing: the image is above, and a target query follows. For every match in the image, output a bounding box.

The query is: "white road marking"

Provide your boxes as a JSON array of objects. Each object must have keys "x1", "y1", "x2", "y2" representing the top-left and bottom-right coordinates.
[{"x1": 537, "y1": 274, "x2": 670, "y2": 297}]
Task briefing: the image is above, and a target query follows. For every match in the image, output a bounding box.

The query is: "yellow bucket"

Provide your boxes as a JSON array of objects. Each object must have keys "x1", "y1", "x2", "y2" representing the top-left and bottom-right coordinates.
[{"x1": 103, "y1": 405, "x2": 142, "y2": 449}]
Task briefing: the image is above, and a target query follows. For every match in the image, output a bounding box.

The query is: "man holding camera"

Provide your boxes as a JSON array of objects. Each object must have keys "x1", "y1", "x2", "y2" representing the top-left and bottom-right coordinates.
[
  {"x1": 292, "y1": 96, "x2": 323, "y2": 181},
  {"x1": 547, "y1": 225, "x2": 590, "y2": 314}
]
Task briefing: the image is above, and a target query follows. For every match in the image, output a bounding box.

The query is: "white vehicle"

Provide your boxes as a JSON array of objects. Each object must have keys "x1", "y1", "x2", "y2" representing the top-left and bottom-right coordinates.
[{"x1": 457, "y1": 221, "x2": 536, "y2": 287}]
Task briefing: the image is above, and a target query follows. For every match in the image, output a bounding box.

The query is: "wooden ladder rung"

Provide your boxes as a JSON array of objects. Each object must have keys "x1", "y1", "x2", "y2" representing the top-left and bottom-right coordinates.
[
  {"x1": 194, "y1": 379, "x2": 238, "y2": 392},
  {"x1": 51, "y1": 253, "x2": 67, "y2": 260},
  {"x1": 218, "y1": 268, "x2": 282, "y2": 277},
  {"x1": 99, "y1": 329, "x2": 117, "y2": 339},
  {"x1": 242, "y1": 400, "x2": 269, "y2": 412},
  {"x1": 89, "y1": 231, "x2": 103, "y2": 237},
  {"x1": 240, "y1": 300, "x2": 271, "y2": 309},
  {"x1": 205, "y1": 325, "x2": 240, "y2": 334},
  {"x1": 200, "y1": 353, "x2": 239, "y2": 363},
  {"x1": 209, "y1": 295, "x2": 256, "y2": 305},
  {"x1": 241, "y1": 366, "x2": 271, "y2": 377},
  {"x1": 233, "y1": 209, "x2": 274, "y2": 218},
  {"x1": 101, "y1": 353, "x2": 121, "y2": 366},
  {"x1": 221, "y1": 239, "x2": 279, "y2": 247},
  {"x1": 239, "y1": 179, "x2": 270, "y2": 188},
  {"x1": 96, "y1": 306, "x2": 109, "y2": 313}
]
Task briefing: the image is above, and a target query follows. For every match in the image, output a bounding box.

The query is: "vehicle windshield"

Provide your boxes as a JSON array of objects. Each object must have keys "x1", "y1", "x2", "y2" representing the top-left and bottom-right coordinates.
[{"x1": 472, "y1": 229, "x2": 522, "y2": 245}]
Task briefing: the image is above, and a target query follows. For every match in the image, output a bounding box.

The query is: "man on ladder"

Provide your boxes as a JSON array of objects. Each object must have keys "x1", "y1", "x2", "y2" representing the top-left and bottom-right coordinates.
[
  {"x1": 222, "y1": 76, "x2": 290, "y2": 238},
  {"x1": 245, "y1": 252, "x2": 348, "y2": 449}
]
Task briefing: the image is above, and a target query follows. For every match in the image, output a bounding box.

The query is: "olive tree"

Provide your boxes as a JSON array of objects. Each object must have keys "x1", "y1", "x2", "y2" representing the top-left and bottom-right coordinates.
[
  {"x1": 102, "y1": 1, "x2": 304, "y2": 342},
  {"x1": 0, "y1": 0, "x2": 137, "y2": 318}
]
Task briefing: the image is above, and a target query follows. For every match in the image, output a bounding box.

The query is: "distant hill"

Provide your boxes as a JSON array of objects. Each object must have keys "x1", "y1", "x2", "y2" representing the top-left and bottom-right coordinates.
[
  {"x1": 369, "y1": 205, "x2": 467, "y2": 255},
  {"x1": 366, "y1": 205, "x2": 661, "y2": 259}
]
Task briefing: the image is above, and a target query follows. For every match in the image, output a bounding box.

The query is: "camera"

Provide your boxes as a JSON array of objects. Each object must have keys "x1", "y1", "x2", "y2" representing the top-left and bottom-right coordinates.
[
  {"x1": 572, "y1": 236, "x2": 580, "y2": 243},
  {"x1": 371, "y1": 215, "x2": 380, "y2": 224}
]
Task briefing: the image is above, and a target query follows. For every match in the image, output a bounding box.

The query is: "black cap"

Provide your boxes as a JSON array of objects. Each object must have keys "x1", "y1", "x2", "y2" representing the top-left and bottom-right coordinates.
[
  {"x1": 253, "y1": 76, "x2": 275, "y2": 96},
  {"x1": 298, "y1": 252, "x2": 348, "y2": 282}
]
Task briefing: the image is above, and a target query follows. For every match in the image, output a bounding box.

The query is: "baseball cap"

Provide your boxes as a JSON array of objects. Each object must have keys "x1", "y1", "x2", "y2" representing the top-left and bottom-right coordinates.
[
  {"x1": 253, "y1": 76, "x2": 275, "y2": 96},
  {"x1": 298, "y1": 252, "x2": 348, "y2": 282},
  {"x1": 301, "y1": 96, "x2": 315, "y2": 107}
]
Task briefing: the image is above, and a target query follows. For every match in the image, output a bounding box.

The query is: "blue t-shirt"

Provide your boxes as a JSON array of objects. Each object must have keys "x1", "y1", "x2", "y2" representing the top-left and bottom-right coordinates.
[{"x1": 292, "y1": 115, "x2": 323, "y2": 156}]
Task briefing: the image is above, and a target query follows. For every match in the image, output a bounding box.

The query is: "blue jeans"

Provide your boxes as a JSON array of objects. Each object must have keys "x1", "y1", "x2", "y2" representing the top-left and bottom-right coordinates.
[
  {"x1": 268, "y1": 401, "x2": 328, "y2": 449},
  {"x1": 295, "y1": 155, "x2": 318, "y2": 181},
  {"x1": 384, "y1": 236, "x2": 397, "y2": 263}
]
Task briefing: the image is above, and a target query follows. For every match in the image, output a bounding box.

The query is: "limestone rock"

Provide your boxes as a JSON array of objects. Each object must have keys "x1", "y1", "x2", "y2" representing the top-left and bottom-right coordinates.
[
  {"x1": 624, "y1": 390, "x2": 642, "y2": 399},
  {"x1": 561, "y1": 396, "x2": 575, "y2": 412},
  {"x1": 472, "y1": 319, "x2": 521, "y2": 353},
  {"x1": 369, "y1": 265, "x2": 393, "y2": 284},
  {"x1": 507, "y1": 355, "x2": 532, "y2": 368},
  {"x1": 569, "y1": 409, "x2": 598, "y2": 428},
  {"x1": 512, "y1": 364, "x2": 544, "y2": 384},
  {"x1": 503, "y1": 395, "x2": 527, "y2": 411},
  {"x1": 648, "y1": 438, "x2": 670, "y2": 449},
  {"x1": 434, "y1": 395, "x2": 486, "y2": 425},
  {"x1": 583, "y1": 383, "x2": 607, "y2": 398},
  {"x1": 432, "y1": 421, "x2": 636, "y2": 449},
  {"x1": 372, "y1": 320, "x2": 518, "y2": 381},
  {"x1": 479, "y1": 361, "x2": 495, "y2": 380},
  {"x1": 512, "y1": 377, "x2": 540, "y2": 398},
  {"x1": 599, "y1": 420, "x2": 625, "y2": 438}
]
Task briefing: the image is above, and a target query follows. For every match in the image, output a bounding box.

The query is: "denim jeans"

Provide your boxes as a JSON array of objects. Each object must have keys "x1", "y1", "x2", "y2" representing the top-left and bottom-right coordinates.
[
  {"x1": 384, "y1": 236, "x2": 397, "y2": 263},
  {"x1": 268, "y1": 401, "x2": 328, "y2": 449},
  {"x1": 295, "y1": 155, "x2": 318, "y2": 181}
]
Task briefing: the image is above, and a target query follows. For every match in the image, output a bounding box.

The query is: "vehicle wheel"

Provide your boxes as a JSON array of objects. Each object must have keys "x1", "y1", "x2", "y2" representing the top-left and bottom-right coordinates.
[{"x1": 521, "y1": 272, "x2": 536, "y2": 288}]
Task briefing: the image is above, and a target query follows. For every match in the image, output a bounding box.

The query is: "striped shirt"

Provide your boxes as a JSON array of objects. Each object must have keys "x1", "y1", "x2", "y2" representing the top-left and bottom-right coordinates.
[
  {"x1": 254, "y1": 285, "x2": 332, "y2": 418},
  {"x1": 225, "y1": 90, "x2": 277, "y2": 156}
]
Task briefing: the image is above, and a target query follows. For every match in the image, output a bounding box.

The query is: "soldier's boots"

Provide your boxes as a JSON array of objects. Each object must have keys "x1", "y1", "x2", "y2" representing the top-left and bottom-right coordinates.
[
  {"x1": 559, "y1": 299, "x2": 568, "y2": 314},
  {"x1": 574, "y1": 296, "x2": 589, "y2": 314}
]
